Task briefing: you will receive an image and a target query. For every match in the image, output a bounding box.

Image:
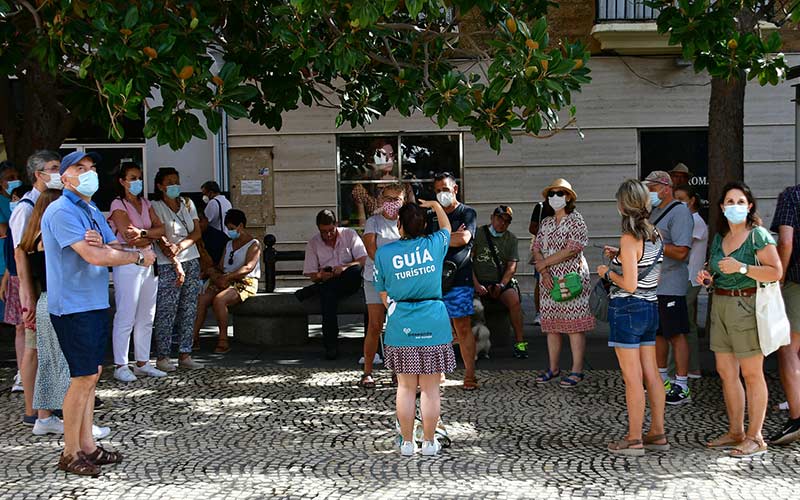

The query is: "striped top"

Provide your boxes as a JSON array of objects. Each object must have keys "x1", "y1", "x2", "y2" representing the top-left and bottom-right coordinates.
[{"x1": 608, "y1": 236, "x2": 663, "y2": 302}]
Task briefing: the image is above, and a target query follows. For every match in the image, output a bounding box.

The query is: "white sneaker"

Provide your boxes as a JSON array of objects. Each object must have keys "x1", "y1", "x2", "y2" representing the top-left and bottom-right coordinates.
[
  {"x1": 421, "y1": 439, "x2": 441, "y2": 456},
  {"x1": 357, "y1": 353, "x2": 383, "y2": 365},
  {"x1": 32, "y1": 416, "x2": 64, "y2": 436},
  {"x1": 133, "y1": 363, "x2": 167, "y2": 378},
  {"x1": 92, "y1": 425, "x2": 111, "y2": 439},
  {"x1": 156, "y1": 358, "x2": 177, "y2": 372},
  {"x1": 400, "y1": 440, "x2": 418, "y2": 456},
  {"x1": 114, "y1": 365, "x2": 137, "y2": 383},
  {"x1": 11, "y1": 371, "x2": 23, "y2": 393},
  {"x1": 533, "y1": 313, "x2": 541, "y2": 326},
  {"x1": 178, "y1": 356, "x2": 203, "y2": 370}
]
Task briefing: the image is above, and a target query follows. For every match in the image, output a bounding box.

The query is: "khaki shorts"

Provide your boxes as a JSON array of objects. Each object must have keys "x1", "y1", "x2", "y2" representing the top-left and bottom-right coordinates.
[
  {"x1": 782, "y1": 281, "x2": 800, "y2": 333},
  {"x1": 709, "y1": 294, "x2": 761, "y2": 359},
  {"x1": 206, "y1": 277, "x2": 259, "y2": 303},
  {"x1": 24, "y1": 328, "x2": 37, "y2": 350}
]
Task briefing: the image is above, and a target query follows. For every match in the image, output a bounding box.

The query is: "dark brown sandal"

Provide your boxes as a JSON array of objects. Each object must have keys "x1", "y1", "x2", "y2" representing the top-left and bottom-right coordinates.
[
  {"x1": 643, "y1": 433, "x2": 671, "y2": 451},
  {"x1": 86, "y1": 446, "x2": 123, "y2": 466},
  {"x1": 58, "y1": 451, "x2": 100, "y2": 476}
]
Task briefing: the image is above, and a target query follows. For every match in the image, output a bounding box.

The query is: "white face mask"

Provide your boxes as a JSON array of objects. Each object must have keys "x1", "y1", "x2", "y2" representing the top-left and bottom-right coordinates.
[
  {"x1": 436, "y1": 191, "x2": 455, "y2": 208},
  {"x1": 45, "y1": 172, "x2": 63, "y2": 190},
  {"x1": 548, "y1": 195, "x2": 567, "y2": 211},
  {"x1": 202, "y1": 195, "x2": 210, "y2": 204}
]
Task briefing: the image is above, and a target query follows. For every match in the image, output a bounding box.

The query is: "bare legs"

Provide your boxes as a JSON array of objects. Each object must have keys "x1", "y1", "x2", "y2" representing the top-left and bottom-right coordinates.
[
  {"x1": 396, "y1": 373, "x2": 443, "y2": 442},
  {"x1": 715, "y1": 352, "x2": 767, "y2": 441},
  {"x1": 544, "y1": 332, "x2": 586, "y2": 374},
  {"x1": 363, "y1": 304, "x2": 386, "y2": 378},
  {"x1": 657, "y1": 334, "x2": 689, "y2": 378},
  {"x1": 614, "y1": 346, "x2": 665, "y2": 444},
  {"x1": 193, "y1": 287, "x2": 241, "y2": 350},
  {"x1": 452, "y1": 317, "x2": 475, "y2": 383},
  {"x1": 498, "y1": 288, "x2": 524, "y2": 343},
  {"x1": 63, "y1": 366, "x2": 101, "y2": 457},
  {"x1": 778, "y1": 332, "x2": 800, "y2": 420}
]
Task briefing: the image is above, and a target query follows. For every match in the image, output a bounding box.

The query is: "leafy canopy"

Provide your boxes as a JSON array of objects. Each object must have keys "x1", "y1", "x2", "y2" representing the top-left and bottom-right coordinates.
[
  {"x1": 646, "y1": 0, "x2": 800, "y2": 85},
  {"x1": 0, "y1": 0, "x2": 591, "y2": 151}
]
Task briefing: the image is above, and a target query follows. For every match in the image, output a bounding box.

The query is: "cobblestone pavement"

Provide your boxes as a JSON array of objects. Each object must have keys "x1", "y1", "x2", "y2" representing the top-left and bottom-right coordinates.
[{"x1": 1, "y1": 366, "x2": 799, "y2": 500}]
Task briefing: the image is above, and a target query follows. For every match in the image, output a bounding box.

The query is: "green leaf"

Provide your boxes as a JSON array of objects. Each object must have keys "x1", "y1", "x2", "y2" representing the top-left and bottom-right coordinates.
[
  {"x1": 220, "y1": 102, "x2": 249, "y2": 118},
  {"x1": 123, "y1": 7, "x2": 139, "y2": 29},
  {"x1": 406, "y1": 0, "x2": 423, "y2": 18}
]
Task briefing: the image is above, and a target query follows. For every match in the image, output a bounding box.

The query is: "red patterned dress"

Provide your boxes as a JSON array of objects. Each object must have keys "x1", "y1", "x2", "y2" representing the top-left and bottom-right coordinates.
[{"x1": 533, "y1": 210, "x2": 595, "y2": 334}]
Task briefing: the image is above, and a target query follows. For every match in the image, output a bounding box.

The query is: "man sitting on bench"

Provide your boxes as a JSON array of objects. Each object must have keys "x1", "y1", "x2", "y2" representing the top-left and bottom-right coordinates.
[
  {"x1": 471, "y1": 205, "x2": 527, "y2": 359},
  {"x1": 296, "y1": 209, "x2": 367, "y2": 360}
]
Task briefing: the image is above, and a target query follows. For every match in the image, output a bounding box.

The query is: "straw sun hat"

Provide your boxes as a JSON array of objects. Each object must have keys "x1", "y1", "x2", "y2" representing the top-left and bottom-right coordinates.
[{"x1": 541, "y1": 178, "x2": 577, "y2": 201}]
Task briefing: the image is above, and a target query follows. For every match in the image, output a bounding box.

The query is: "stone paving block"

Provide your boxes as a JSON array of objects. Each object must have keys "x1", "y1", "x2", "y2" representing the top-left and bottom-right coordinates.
[{"x1": 1, "y1": 367, "x2": 799, "y2": 499}]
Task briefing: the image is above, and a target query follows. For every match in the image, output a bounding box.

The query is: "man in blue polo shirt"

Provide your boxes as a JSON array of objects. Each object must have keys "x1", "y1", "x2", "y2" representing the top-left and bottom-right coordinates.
[{"x1": 42, "y1": 151, "x2": 155, "y2": 476}]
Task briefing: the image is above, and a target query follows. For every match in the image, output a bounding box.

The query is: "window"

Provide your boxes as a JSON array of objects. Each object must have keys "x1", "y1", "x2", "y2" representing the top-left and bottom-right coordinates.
[
  {"x1": 337, "y1": 134, "x2": 462, "y2": 228},
  {"x1": 640, "y1": 128, "x2": 709, "y2": 213}
]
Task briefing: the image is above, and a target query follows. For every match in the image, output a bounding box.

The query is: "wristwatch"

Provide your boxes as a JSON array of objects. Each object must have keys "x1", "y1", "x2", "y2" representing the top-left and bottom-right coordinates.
[
  {"x1": 739, "y1": 263, "x2": 749, "y2": 275},
  {"x1": 140, "y1": 229, "x2": 148, "y2": 238},
  {"x1": 135, "y1": 250, "x2": 145, "y2": 266}
]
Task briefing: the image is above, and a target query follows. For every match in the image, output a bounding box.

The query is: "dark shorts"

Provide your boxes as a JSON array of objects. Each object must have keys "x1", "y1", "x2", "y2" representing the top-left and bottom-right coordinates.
[
  {"x1": 608, "y1": 297, "x2": 659, "y2": 348},
  {"x1": 443, "y1": 286, "x2": 475, "y2": 319},
  {"x1": 51, "y1": 309, "x2": 110, "y2": 377},
  {"x1": 656, "y1": 295, "x2": 690, "y2": 339}
]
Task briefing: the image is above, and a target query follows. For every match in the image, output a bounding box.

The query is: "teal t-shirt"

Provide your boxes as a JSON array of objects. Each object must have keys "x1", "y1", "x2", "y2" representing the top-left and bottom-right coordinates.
[
  {"x1": 0, "y1": 196, "x2": 10, "y2": 276},
  {"x1": 374, "y1": 229, "x2": 452, "y2": 348},
  {"x1": 709, "y1": 225, "x2": 775, "y2": 290}
]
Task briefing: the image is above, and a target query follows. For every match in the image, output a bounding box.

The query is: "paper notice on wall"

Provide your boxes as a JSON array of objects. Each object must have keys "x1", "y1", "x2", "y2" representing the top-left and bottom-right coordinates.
[{"x1": 240, "y1": 180, "x2": 262, "y2": 196}]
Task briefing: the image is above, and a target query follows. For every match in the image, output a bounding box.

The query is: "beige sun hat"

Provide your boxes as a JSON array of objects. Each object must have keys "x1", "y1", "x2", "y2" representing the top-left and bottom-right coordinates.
[
  {"x1": 541, "y1": 178, "x2": 577, "y2": 201},
  {"x1": 669, "y1": 163, "x2": 692, "y2": 176}
]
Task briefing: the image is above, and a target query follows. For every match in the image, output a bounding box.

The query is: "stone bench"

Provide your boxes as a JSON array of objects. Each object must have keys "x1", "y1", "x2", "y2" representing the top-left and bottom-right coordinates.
[{"x1": 231, "y1": 288, "x2": 367, "y2": 346}]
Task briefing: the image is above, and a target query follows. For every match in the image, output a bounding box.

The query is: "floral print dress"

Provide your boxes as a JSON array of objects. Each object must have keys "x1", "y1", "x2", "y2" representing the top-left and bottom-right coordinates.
[{"x1": 533, "y1": 210, "x2": 595, "y2": 334}]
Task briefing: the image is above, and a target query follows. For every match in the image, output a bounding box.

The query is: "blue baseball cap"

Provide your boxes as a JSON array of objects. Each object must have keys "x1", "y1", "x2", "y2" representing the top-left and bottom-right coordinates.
[{"x1": 60, "y1": 151, "x2": 102, "y2": 175}]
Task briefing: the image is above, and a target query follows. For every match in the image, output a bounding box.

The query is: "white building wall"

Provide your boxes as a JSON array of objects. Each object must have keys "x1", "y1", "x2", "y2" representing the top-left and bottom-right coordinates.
[{"x1": 227, "y1": 55, "x2": 799, "y2": 290}]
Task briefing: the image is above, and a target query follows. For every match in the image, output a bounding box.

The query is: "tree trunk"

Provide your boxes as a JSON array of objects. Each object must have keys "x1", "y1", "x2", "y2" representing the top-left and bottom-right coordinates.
[
  {"x1": 707, "y1": 74, "x2": 746, "y2": 237},
  {"x1": 0, "y1": 62, "x2": 76, "y2": 171}
]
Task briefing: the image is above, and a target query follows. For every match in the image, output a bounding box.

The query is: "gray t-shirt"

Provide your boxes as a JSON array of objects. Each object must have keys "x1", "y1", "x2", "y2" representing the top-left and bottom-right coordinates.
[
  {"x1": 649, "y1": 201, "x2": 694, "y2": 296},
  {"x1": 363, "y1": 213, "x2": 400, "y2": 282}
]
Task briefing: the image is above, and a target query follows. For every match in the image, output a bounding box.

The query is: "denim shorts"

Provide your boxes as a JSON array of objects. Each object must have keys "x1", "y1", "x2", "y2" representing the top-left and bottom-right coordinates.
[
  {"x1": 443, "y1": 286, "x2": 475, "y2": 319},
  {"x1": 608, "y1": 297, "x2": 658, "y2": 349},
  {"x1": 51, "y1": 309, "x2": 110, "y2": 377}
]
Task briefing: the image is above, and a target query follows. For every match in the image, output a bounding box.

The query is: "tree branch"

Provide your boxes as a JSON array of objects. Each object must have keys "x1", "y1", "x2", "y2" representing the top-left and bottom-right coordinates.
[{"x1": 16, "y1": 0, "x2": 41, "y2": 30}]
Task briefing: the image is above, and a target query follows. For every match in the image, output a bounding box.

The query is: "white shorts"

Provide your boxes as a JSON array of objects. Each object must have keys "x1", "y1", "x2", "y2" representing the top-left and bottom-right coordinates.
[{"x1": 363, "y1": 280, "x2": 382, "y2": 305}]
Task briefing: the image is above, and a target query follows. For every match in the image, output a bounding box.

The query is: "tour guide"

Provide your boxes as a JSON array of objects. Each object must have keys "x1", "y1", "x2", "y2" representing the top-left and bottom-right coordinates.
[{"x1": 374, "y1": 199, "x2": 455, "y2": 457}]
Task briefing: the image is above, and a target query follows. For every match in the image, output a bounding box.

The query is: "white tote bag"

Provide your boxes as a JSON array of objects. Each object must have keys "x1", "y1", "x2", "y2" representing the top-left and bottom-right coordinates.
[{"x1": 753, "y1": 232, "x2": 791, "y2": 356}]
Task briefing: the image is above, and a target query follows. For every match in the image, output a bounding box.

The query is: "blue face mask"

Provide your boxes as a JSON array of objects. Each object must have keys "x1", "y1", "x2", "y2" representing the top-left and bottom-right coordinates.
[
  {"x1": 227, "y1": 229, "x2": 240, "y2": 240},
  {"x1": 723, "y1": 204, "x2": 749, "y2": 224},
  {"x1": 9, "y1": 201, "x2": 18, "y2": 211},
  {"x1": 488, "y1": 225, "x2": 504, "y2": 237},
  {"x1": 128, "y1": 179, "x2": 143, "y2": 196},
  {"x1": 5, "y1": 179, "x2": 22, "y2": 195},
  {"x1": 74, "y1": 170, "x2": 99, "y2": 197},
  {"x1": 649, "y1": 191, "x2": 661, "y2": 208},
  {"x1": 166, "y1": 184, "x2": 181, "y2": 199}
]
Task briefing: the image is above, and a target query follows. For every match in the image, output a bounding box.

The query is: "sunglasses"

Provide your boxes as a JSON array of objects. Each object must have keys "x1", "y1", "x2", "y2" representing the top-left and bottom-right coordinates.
[
  {"x1": 548, "y1": 191, "x2": 566, "y2": 197},
  {"x1": 228, "y1": 250, "x2": 235, "y2": 266}
]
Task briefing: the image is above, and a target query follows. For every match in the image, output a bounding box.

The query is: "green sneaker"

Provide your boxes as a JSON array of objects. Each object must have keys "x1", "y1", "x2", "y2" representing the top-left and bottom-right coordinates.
[
  {"x1": 513, "y1": 342, "x2": 529, "y2": 359},
  {"x1": 663, "y1": 379, "x2": 671, "y2": 392},
  {"x1": 666, "y1": 384, "x2": 691, "y2": 405}
]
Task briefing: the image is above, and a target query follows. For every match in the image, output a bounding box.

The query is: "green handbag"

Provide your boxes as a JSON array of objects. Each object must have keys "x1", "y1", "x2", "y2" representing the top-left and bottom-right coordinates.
[{"x1": 550, "y1": 272, "x2": 583, "y2": 302}]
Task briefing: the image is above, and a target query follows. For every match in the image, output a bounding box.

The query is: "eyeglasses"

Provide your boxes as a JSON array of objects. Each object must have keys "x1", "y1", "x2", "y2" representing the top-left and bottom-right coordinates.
[
  {"x1": 548, "y1": 191, "x2": 566, "y2": 197},
  {"x1": 228, "y1": 250, "x2": 235, "y2": 266}
]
